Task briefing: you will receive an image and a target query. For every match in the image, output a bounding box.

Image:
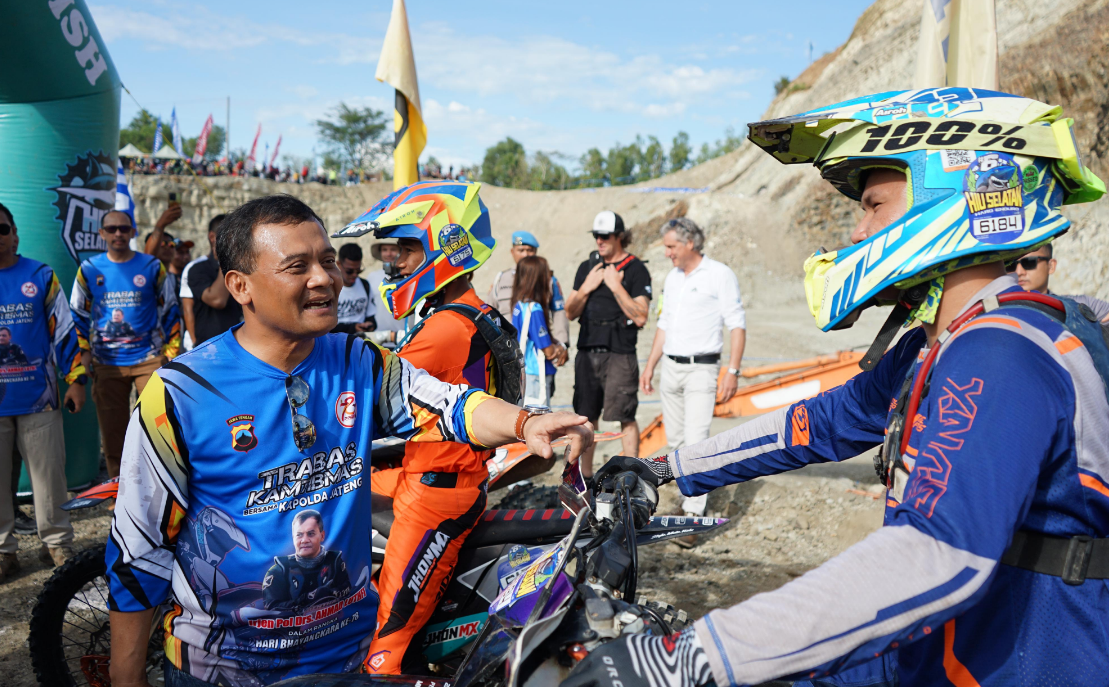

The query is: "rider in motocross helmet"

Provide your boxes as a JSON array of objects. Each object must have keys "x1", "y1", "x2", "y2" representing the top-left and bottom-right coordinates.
[
  {"x1": 334, "y1": 180, "x2": 513, "y2": 674},
  {"x1": 564, "y1": 88, "x2": 1107, "y2": 687}
]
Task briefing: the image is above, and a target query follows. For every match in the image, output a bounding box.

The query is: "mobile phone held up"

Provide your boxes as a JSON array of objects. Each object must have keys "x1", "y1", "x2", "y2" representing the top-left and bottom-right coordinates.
[{"x1": 168, "y1": 192, "x2": 179, "y2": 209}]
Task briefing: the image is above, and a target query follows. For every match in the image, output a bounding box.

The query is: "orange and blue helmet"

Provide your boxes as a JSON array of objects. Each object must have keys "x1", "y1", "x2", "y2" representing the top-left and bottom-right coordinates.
[{"x1": 333, "y1": 180, "x2": 495, "y2": 319}]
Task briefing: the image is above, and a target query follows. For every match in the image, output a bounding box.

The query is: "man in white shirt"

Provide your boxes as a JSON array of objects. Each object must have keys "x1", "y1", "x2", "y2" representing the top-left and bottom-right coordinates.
[
  {"x1": 640, "y1": 218, "x2": 746, "y2": 528},
  {"x1": 333, "y1": 243, "x2": 377, "y2": 334}
]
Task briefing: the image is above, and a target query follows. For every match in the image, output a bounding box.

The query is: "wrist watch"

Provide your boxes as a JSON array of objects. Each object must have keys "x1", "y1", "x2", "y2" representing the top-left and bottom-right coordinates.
[
  {"x1": 727, "y1": 367, "x2": 741, "y2": 377},
  {"x1": 514, "y1": 405, "x2": 551, "y2": 442}
]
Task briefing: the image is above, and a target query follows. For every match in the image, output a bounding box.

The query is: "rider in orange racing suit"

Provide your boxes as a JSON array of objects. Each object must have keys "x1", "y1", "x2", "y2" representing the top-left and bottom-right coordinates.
[{"x1": 342, "y1": 181, "x2": 516, "y2": 674}]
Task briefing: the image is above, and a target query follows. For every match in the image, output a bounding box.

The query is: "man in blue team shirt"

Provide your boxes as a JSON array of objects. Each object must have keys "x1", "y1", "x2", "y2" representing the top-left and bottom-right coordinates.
[
  {"x1": 0, "y1": 201, "x2": 87, "y2": 578},
  {"x1": 71, "y1": 209, "x2": 181, "y2": 478},
  {"x1": 106, "y1": 195, "x2": 593, "y2": 686}
]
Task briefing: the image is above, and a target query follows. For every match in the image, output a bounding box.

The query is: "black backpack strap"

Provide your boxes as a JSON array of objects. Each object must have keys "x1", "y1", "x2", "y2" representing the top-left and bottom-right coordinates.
[{"x1": 427, "y1": 303, "x2": 524, "y2": 405}]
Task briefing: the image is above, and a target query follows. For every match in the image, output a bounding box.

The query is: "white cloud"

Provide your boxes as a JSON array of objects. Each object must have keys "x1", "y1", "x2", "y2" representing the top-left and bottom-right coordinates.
[
  {"x1": 91, "y1": 3, "x2": 363, "y2": 52},
  {"x1": 643, "y1": 102, "x2": 687, "y2": 118},
  {"x1": 288, "y1": 85, "x2": 320, "y2": 99}
]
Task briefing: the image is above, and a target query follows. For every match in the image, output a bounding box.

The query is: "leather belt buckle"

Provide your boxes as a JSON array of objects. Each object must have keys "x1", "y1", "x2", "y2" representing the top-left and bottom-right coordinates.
[{"x1": 1063, "y1": 535, "x2": 1095, "y2": 585}]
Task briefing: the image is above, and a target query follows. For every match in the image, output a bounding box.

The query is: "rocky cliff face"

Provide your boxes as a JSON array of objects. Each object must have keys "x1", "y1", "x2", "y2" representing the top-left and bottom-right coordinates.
[{"x1": 132, "y1": 0, "x2": 1109, "y2": 305}]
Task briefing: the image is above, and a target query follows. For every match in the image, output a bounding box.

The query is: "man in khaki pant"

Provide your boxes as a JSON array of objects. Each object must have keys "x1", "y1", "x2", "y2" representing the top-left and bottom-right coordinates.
[
  {"x1": 640, "y1": 218, "x2": 746, "y2": 545},
  {"x1": 71, "y1": 210, "x2": 180, "y2": 477},
  {"x1": 0, "y1": 201, "x2": 87, "y2": 578}
]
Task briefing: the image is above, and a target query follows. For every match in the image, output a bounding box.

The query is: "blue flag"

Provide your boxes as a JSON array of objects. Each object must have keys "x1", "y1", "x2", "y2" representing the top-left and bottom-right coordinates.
[
  {"x1": 152, "y1": 118, "x2": 163, "y2": 155},
  {"x1": 171, "y1": 106, "x2": 183, "y2": 154},
  {"x1": 115, "y1": 162, "x2": 135, "y2": 223}
]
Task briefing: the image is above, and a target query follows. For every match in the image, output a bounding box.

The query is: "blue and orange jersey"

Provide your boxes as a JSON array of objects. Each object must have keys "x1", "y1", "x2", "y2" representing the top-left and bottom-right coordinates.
[
  {"x1": 668, "y1": 276, "x2": 1109, "y2": 687},
  {"x1": 105, "y1": 328, "x2": 494, "y2": 684},
  {"x1": 397, "y1": 289, "x2": 504, "y2": 475},
  {"x1": 70, "y1": 251, "x2": 180, "y2": 365},
  {"x1": 0, "y1": 256, "x2": 85, "y2": 416}
]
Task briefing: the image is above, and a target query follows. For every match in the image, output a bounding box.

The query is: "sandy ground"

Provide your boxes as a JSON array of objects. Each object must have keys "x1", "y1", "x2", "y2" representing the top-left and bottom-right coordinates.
[{"x1": 0, "y1": 300, "x2": 891, "y2": 685}]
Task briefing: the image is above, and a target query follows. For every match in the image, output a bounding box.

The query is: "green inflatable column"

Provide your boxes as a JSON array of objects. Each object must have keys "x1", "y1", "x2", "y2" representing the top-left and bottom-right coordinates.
[{"x1": 0, "y1": 0, "x2": 121, "y2": 491}]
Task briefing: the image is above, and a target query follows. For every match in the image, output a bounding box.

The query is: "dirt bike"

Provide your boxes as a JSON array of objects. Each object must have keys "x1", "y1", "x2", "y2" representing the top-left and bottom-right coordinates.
[
  {"x1": 28, "y1": 435, "x2": 703, "y2": 687},
  {"x1": 272, "y1": 458, "x2": 724, "y2": 687}
]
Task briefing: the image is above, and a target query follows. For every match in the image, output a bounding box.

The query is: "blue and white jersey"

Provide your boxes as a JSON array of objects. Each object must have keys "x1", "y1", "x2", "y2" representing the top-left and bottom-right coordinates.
[
  {"x1": 105, "y1": 329, "x2": 493, "y2": 685},
  {"x1": 70, "y1": 251, "x2": 181, "y2": 365},
  {"x1": 512, "y1": 301, "x2": 556, "y2": 377},
  {"x1": 671, "y1": 276, "x2": 1109, "y2": 687},
  {"x1": 0, "y1": 256, "x2": 84, "y2": 415}
]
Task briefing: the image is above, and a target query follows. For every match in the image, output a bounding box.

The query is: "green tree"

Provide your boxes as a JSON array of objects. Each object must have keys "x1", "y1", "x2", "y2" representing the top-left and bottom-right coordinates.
[
  {"x1": 579, "y1": 148, "x2": 606, "y2": 186},
  {"x1": 695, "y1": 142, "x2": 714, "y2": 165},
  {"x1": 607, "y1": 141, "x2": 639, "y2": 185},
  {"x1": 119, "y1": 109, "x2": 160, "y2": 152},
  {"x1": 181, "y1": 125, "x2": 226, "y2": 160},
  {"x1": 670, "y1": 131, "x2": 692, "y2": 172},
  {"x1": 480, "y1": 137, "x2": 529, "y2": 188},
  {"x1": 774, "y1": 76, "x2": 791, "y2": 95},
  {"x1": 315, "y1": 103, "x2": 391, "y2": 172},
  {"x1": 529, "y1": 151, "x2": 572, "y2": 190},
  {"x1": 638, "y1": 135, "x2": 666, "y2": 181}
]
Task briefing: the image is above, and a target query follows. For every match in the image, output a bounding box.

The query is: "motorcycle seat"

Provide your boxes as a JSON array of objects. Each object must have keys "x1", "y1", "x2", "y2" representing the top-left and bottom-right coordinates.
[
  {"x1": 464, "y1": 508, "x2": 575, "y2": 549},
  {"x1": 370, "y1": 494, "x2": 575, "y2": 549}
]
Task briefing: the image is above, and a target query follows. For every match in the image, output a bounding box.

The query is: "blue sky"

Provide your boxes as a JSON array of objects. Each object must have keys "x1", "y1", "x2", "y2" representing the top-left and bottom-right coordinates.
[{"x1": 93, "y1": 0, "x2": 873, "y2": 171}]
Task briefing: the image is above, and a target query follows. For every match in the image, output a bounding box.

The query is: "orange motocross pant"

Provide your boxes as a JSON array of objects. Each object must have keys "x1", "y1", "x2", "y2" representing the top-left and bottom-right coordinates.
[{"x1": 364, "y1": 467, "x2": 487, "y2": 674}]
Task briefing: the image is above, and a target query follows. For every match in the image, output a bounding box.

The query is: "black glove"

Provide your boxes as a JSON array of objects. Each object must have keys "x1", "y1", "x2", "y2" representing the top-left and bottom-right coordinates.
[
  {"x1": 595, "y1": 455, "x2": 675, "y2": 490},
  {"x1": 560, "y1": 629, "x2": 712, "y2": 687}
]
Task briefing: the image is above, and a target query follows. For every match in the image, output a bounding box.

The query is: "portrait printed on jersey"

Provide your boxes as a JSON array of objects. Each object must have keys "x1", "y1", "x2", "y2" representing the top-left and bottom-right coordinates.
[
  {"x1": 262, "y1": 509, "x2": 353, "y2": 612},
  {"x1": 98, "y1": 307, "x2": 139, "y2": 345}
]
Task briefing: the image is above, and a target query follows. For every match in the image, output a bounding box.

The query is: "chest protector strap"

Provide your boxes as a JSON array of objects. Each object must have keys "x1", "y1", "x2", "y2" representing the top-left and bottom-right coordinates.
[
  {"x1": 881, "y1": 292, "x2": 1109, "y2": 584},
  {"x1": 402, "y1": 303, "x2": 524, "y2": 405}
]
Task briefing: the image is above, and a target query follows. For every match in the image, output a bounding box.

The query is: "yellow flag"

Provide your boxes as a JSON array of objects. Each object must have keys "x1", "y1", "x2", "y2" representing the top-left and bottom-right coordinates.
[
  {"x1": 376, "y1": 0, "x2": 427, "y2": 189},
  {"x1": 913, "y1": 0, "x2": 999, "y2": 89}
]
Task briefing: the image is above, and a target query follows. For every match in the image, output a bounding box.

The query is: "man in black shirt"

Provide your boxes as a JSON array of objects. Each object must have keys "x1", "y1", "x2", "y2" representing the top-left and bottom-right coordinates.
[
  {"x1": 187, "y1": 223, "x2": 243, "y2": 346},
  {"x1": 565, "y1": 210, "x2": 651, "y2": 475}
]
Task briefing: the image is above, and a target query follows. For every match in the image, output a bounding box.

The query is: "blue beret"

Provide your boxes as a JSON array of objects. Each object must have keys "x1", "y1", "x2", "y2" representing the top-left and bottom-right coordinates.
[{"x1": 511, "y1": 230, "x2": 539, "y2": 248}]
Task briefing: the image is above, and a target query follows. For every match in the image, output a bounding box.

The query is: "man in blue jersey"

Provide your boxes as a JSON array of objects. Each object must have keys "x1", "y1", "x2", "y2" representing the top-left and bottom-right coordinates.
[
  {"x1": 0, "y1": 201, "x2": 87, "y2": 577},
  {"x1": 106, "y1": 195, "x2": 592, "y2": 687},
  {"x1": 564, "y1": 91, "x2": 1109, "y2": 687},
  {"x1": 71, "y1": 209, "x2": 181, "y2": 478}
]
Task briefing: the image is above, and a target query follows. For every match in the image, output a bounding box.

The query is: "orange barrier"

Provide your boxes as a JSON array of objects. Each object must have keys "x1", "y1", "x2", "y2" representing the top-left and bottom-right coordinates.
[{"x1": 639, "y1": 351, "x2": 865, "y2": 456}]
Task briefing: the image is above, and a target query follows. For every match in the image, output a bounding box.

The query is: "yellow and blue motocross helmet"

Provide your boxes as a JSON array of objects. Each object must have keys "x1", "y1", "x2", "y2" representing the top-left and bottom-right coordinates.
[
  {"x1": 332, "y1": 180, "x2": 495, "y2": 319},
  {"x1": 748, "y1": 87, "x2": 1104, "y2": 333}
]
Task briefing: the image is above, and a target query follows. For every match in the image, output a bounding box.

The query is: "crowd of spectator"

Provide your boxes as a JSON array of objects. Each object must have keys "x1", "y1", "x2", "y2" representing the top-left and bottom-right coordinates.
[{"x1": 122, "y1": 157, "x2": 475, "y2": 185}]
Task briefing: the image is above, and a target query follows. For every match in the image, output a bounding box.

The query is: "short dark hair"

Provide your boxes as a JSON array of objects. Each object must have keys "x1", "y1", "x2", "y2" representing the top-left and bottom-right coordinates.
[
  {"x1": 0, "y1": 326, "x2": 10, "y2": 335},
  {"x1": 101, "y1": 210, "x2": 134, "y2": 228},
  {"x1": 1042, "y1": 242, "x2": 1054, "y2": 258},
  {"x1": 293, "y1": 509, "x2": 323, "y2": 531},
  {"x1": 217, "y1": 195, "x2": 324, "y2": 274},
  {"x1": 0, "y1": 201, "x2": 13, "y2": 227},
  {"x1": 338, "y1": 243, "x2": 363, "y2": 262},
  {"x1": 208, "y1": 213, "x2": 227, "y2": 235}
]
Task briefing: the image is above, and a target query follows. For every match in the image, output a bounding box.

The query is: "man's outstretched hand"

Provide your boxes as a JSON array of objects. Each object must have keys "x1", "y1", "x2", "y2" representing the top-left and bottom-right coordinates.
[{"x1": 522, "y1": 411, "x2": 594, "y2": 462}]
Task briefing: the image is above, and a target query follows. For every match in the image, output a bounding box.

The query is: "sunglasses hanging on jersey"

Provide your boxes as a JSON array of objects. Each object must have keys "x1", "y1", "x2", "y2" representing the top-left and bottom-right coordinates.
[{"x1": 285, "y1": 375, "x2": 316, "y2": 451}]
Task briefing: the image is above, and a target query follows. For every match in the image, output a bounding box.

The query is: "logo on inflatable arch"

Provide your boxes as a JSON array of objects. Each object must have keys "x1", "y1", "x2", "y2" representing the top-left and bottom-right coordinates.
[{"x1": 50, "y1": 151, "x2": 117, "y2": 265}]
